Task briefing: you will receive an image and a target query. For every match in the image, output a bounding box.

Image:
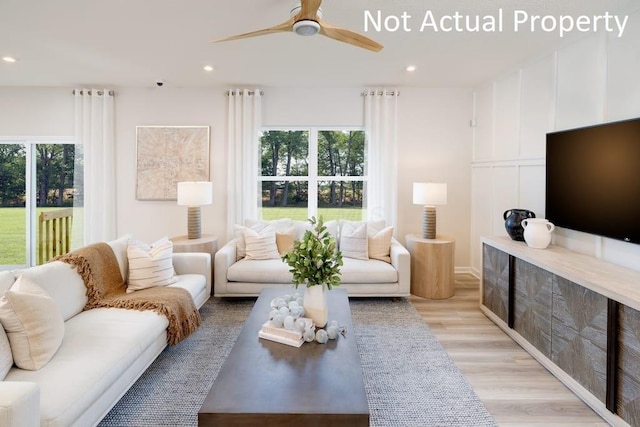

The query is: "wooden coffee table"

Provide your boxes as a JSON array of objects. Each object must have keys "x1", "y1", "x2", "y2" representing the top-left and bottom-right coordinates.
[{"x1": 198, "y1": 288, "x2": 369, "y2": 426}]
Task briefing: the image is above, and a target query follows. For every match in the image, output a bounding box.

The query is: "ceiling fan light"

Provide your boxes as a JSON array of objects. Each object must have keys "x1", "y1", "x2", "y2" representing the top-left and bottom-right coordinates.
[{"x1": 293, "y1": 20, "x2": 320, "y2": 36}]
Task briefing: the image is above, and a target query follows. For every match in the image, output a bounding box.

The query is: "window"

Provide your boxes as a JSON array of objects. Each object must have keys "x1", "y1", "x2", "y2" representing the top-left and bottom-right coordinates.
[
  {"x1": 259, "y1": 128, "x2": 366, "y2": 221},
  {"x1": 0, "y1": 138, "x2": 80, "y2": 268}
]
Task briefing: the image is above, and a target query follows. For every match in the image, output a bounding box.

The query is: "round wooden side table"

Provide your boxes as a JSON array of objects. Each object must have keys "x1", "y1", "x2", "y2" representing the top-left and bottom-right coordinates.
[{"x1": 405, "y1": 234, "x2": 455, "y2": 299}]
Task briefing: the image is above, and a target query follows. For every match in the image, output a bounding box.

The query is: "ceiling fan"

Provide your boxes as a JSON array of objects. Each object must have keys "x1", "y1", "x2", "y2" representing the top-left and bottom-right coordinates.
[{"x1": 212, "y1": 0, "x2": 383, "y2": 52}]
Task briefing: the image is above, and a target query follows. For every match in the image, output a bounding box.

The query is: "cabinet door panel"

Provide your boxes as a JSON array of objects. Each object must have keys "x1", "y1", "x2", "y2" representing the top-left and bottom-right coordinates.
[
  {"x1": 618, "y1": 304, "x2": 640, "y2": 425},
  {"x1": 552, "y1": 276, "x2": 608, "y2": 403},
  {"x1": 482, "y1": 244, "x2": 509, "y2": 323},
  {"x1": 514, "y1": 259, "x2": 552, "y2": 357}
]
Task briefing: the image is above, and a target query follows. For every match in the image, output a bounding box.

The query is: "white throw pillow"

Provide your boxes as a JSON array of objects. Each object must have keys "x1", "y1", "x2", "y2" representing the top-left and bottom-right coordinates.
[
  {"x1": 368, "y1": 226, "x2": 394, "y2": 263},
  {"x1": 234, "y1": 223, "x2": 269, "y2": 261},
  {"x1": 340, "y1": 222, "x2": 369, "y2": 260},
  {"x1": 244, "y1": 226, "x2": 281, "y2": 260},
  {"x1": 127, "y1": 238, "x2": 177, "y2": 292},
  {"x1": 0, "y1": 270, "x2": 15, "y2": 293},
  {"x1": 0, "y1": 276, "x2": 65, "y2": 370},
  {"x1": 0, "y1": 326, "x2": 13, "y2": 379}
]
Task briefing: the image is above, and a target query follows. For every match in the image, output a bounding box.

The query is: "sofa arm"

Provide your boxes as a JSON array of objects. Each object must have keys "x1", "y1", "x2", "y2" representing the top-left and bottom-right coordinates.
[
  {"x1": 390, "y1": 239, "x2": 411, "y2": 296},
  {"x1": 0, "y1": 382, "x2": 40, "y2": 427},
  {"x1": 172, "y1": 252, "x2": 212, "y2": 296},
  {"x1": 214, "y1": 240, "x2": 237, "y2": 296}
]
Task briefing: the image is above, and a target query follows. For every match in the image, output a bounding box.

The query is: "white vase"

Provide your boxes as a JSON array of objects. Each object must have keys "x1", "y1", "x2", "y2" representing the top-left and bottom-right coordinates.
[
  {"x1": 303, "y1": 285, "x2": 328, "y2": 328},
  {"x1": 522, "y1": 218, "x2": 555, "y2": 249}
]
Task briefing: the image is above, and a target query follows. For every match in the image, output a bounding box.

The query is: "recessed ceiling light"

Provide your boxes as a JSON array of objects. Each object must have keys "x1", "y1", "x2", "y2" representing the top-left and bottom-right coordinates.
[
  {"x1": 405, "y1": 65, "x2": 417, "y2": 72},
  {"x1": 2, "y1": 56, "x2": 17, "y2": 63},
  {"x1": 203, "y1": 65, "x2": 214, "y2": 72}
]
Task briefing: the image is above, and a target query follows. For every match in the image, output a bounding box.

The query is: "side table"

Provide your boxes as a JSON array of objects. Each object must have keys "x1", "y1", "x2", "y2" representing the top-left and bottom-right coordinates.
[
  {"x1": 170, "y1": 234, "x2": 218, "y2": 295},
  {"x1": 405, "y1": 234, "x2": 455, "y2": 299}
]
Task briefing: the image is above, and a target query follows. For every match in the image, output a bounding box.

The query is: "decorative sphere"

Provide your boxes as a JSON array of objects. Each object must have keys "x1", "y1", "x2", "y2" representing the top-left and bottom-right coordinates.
[
  {"x1": 303, "y1": 328, "x2": 315, "y2": 342},
  {"x1": 315, "y1": 329, "x2": 329, "y2": 344},
  {"x1": 271, "y1": 314, "x2": 284, "y2": 328},
  {"x1": 283, "y1": 315, "x2": 296, "y2": 330},
  {"x1": 326, "y1": 326, "x2": 338, "y2": 340}
]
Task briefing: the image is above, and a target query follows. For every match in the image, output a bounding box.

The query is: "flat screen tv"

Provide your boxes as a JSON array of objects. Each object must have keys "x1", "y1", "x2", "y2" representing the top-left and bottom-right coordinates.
[{"x1": 546, "y1": 117, "x2": 640, "y2": 244}]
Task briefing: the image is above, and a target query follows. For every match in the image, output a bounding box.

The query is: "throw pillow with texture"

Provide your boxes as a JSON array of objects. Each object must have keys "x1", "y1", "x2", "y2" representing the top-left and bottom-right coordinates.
[
  {"x1": 127, "y1": 238, "x2": 177, "y2": 292},
  {"x1": 0, "y1": 326, "x2": 13, "y2": 379},
  {"x1": 340, "y1": 222, "x2": 369, "y2": 260},
  {"x1": 368, "y1": 225, "x2": 394, "y2": 263},
  {"x1": 0, "y1": 275, "x2": 65, "y2": 371},
  {"x1": 234, "y1": 223, "x2": 269, "y2": 261},
  {"x1": 244, "y1": 226, "x2": 281, "y2": 260},
  {"x1": 276, "y1": 226, "x2": 296, "y2": 255}
]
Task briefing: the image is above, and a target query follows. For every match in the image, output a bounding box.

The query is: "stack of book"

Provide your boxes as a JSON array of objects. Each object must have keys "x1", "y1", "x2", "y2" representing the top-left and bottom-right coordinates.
[{"x1": 258, "y1": 318, "x2": 314, "y2": 347}]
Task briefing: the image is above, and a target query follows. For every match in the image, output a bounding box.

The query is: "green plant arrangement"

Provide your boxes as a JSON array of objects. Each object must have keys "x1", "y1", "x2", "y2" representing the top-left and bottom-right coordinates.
[{"x1": 282, "y1": 216, "x2": 343, "y2": 290}]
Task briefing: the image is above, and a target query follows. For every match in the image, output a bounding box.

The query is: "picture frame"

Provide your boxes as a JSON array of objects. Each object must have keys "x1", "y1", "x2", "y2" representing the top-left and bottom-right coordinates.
[{"x1": 135, "y1": 126, "x2": 210, "y2": 200}]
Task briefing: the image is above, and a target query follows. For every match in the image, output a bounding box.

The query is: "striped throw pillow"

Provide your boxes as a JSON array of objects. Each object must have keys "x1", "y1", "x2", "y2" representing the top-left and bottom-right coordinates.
[
  {"x1": 244, "y1": 226, "x2": 280, "y2": 260},
  {"x1": 127, "y1": 239, "x2": 177, "y2": 292}
]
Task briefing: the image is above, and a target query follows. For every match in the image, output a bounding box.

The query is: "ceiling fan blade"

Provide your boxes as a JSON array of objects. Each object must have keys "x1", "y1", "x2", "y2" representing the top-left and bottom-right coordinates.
[
  {"x1": 319, "y1": 20, "x2": 383, "y2": 52},
  {"x1": 297, "y1": 0, "x2": 323, "y2": 21},
  {"x1": 211, "y1": 18, "x2": 294, "y2": 43}
]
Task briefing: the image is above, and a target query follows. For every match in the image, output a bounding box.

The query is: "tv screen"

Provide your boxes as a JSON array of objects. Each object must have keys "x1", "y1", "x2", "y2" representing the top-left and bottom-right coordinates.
[{"x1": 546, "y1": 117, "x2": 640, "y2": 244}]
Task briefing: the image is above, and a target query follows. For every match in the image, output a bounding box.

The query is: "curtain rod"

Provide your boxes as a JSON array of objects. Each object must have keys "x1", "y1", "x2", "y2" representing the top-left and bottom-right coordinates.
[
  {"x1": 361, "y1": 90, "x2": 400, "y2": 97},
  {"x1": 226, "y1": 90, "x2": 264, "y2": 96},
  {"x1": 72, "y1": 89, "x2": 115, "y2": 96}
]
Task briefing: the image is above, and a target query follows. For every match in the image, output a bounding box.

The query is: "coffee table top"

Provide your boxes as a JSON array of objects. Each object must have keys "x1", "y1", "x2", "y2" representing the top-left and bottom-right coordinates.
[{"x1": 198, "y1": 288, "x2": 369, "y2": 425}]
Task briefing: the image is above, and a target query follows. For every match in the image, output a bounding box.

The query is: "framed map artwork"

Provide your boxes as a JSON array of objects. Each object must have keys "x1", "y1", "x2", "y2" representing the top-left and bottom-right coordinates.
[{"x1": 136, "y1": 126, "x2": 210, "y2": 200}]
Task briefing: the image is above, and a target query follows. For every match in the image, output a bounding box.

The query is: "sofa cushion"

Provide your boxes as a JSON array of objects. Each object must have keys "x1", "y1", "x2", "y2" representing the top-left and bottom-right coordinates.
[
  {"x1": 126, "y1": 238, "x2": 177, "y2": 292},
  {"x1": 0, "y1": 326, "x2": 12, "y2": 380},
  {"x1": 16, "y1": 261, "x2": 88, "y2": 321},
  {"x1": 244, "y1": 226, "x2": 280, "y2": 260},
  {"x1": 293, "y1": 219, "x2": 338, "y2": 242},
  {"x1": 227, "y1": 257, "x2": 397, "y2": 285},
  {"x1": 106, "y1": 234, "x2": 133, "y2": 282},
  {"x1": 340, "y1": 222, "x2": 369, "y2": 260},
  {"x1": 4, "y1": 307, "x2": 168, "y2": 426},
  {"x1": 169, "y1": 274, "x2": 206, "y2": 300},
  {"x1": 276, "y1": 226, "x2": 296, "y2": 255},
  {"x1": 340, "y1": 258, "x2": 399, "y2": 283},
  {"x1": 0, "y1": 276, "x2": 65, "y2": 370},
  {"x1": 228, "y1": 259, "x2": 293, "y2": 284}
]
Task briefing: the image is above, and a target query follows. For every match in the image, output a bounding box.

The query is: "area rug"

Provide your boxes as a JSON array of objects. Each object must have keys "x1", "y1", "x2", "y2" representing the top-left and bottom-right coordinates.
[{"x1": 99, "y1": 297, "x2": 496, "y2": 426}]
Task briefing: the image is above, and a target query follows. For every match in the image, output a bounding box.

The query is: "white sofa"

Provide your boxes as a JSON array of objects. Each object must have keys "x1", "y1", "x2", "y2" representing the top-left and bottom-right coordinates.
[
  {"x1": 214, "y1": 219, "x2": 410, "y2": 297},
  {"x1": 0, "y1": 235, "x2": 211, "y2": 427}
]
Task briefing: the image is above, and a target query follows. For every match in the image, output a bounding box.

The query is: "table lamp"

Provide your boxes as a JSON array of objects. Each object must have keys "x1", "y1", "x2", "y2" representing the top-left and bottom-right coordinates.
[
  {"x1": 177, "y1": 181, "x2": 213, "y2": 239},
  {"x1": 413, "y1": 182, "x2": 447, "y2": 239}
]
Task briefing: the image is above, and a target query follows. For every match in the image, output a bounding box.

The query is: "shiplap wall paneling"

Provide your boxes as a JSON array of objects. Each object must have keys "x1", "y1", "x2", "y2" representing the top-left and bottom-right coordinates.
[
  {"x1": 474, "y1": 83, "x2": 494, "y2": 161},
  {"x1": 519, "y1": 55, "x2": 556, "y2": 159},
  {"x1": 471, "y1": 166, "x2": 494, "y2": 271},
  {"x1": 518, "y1": 165, "x2": 546, "y2": 219},
  {"x1": 493, "y1": 70, "x2": 521, "y2": 160},
  {"x1": 607, "y1": 10, "x2": 640, "y2": 122},
  {"x1": 491, "y1": 166, "x2": 519, "y2": 239},
  {"x1": 555, "y1": 34, "x2": 607, "y2": 131}
]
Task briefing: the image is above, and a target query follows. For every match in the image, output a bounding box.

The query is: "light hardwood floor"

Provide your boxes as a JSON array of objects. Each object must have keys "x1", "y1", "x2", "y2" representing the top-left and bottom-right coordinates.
[{"x1": 410, "y1": 273, "x2": 610, "y2": 427}]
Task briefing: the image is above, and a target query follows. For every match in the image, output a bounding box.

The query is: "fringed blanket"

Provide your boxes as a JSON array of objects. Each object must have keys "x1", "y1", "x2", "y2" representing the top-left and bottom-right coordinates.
[{"x1": 56, "y1": 242, "x2": 201, "y2": 345}]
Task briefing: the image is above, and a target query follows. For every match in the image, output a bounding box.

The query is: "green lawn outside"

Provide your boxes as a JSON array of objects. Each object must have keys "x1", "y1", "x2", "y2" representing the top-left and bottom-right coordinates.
[
  {"x1": 0, "y1": 207, "x2": 78, "y2": 265},
  {"x1": 260, "y1": 207, "x2": 364, "y2": 222}
]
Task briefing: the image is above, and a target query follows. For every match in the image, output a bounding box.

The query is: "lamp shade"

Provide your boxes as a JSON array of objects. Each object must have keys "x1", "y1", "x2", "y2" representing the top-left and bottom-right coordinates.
[
  {"x1": 413, "y1": 182, "x2": 447, "y2": 206},
  {"x1": 177, "y1": 182, "x2": 213, "y2": 206}
]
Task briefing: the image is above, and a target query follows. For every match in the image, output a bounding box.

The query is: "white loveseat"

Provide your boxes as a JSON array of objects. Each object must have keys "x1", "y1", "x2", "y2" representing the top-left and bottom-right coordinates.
[
  {"x1": 0, "y1": 235, "x2": 211, "y2": 427},
  {"x1": 214, "y1": 219, "x2": 410, "y2": 297}
]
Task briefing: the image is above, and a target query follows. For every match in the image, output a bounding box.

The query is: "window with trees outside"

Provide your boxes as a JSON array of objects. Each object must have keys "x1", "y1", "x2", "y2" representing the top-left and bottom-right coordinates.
[
  {"x1": 259, "y1": 128, "x2": 365, "y2": 222},
  {"x1": 0, "y1": 139, "x2": 81, "y2": 267}
]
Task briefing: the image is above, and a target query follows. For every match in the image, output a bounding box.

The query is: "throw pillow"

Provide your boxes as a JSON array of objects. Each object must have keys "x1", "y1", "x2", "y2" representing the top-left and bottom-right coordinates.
[
  {"x1": 234, "y1": 223, "x2": 268, "y2": 261},
  {"x1": 244, "y1": 226, "x2": 281, "y2": 260},
  {"x1": 276, "y1": 226, "x2": 296, "y2": 256},
  {"x1": 368, "y1": 226, "x2": 394, "y2": 263},
  {"x1": 0, "y1": 270, "x2": 15, "y2": 293},
  {"x1": 0, "y1": 326, "x2": 13, "y2": 379},
  {"x1": 0, "y1": 276, "x2": 65, "y2": 370},
  {"x1": 127, "y1": 238, "x2": 177, "y2": 292},
  {"x1": 340, "y1": 222, "x2": 369, "y2": 260}
]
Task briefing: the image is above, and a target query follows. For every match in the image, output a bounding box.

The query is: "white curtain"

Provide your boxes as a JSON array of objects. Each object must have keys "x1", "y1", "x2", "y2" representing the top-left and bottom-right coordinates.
[
  {"x1": 226, "y1": 89, "x2": 262, "y2": 239},
  {"x1": 74, "y1": 88, "x2": 116, "y2": 246},
  {"x1": 364, "y1": 89, "x2": 399, "y2": 229}
]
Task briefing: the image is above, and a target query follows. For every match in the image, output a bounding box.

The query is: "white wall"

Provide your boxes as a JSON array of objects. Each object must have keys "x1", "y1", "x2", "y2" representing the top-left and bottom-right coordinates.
[
  {"x1": 471, "y1": 9, "x2": 640, "y2": 274},
  {"x1": 1, "y1": 85, "x2": 475, "y2": 268}
]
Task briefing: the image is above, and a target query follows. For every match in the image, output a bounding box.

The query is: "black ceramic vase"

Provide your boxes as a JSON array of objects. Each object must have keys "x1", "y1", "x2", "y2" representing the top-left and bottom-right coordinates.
[{"x1": 503, "y1": 209, "x2": 536, "y2": 241}]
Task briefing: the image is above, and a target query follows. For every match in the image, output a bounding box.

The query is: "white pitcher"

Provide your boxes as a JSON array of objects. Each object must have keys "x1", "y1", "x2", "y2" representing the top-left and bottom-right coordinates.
[{"x1": 521, "y1": 218, "x2": 555, "y2": 249}]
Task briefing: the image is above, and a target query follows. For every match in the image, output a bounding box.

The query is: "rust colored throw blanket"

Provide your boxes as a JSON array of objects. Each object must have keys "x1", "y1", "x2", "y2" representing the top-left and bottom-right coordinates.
[{"x1": 56, "y1": 242, "x2": 201, "y2": 345}]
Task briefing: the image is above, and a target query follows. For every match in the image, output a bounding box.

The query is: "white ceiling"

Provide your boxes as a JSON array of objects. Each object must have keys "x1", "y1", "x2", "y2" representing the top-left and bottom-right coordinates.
[{"x1": 1, "y1": 0, "x2": 638, "y2": 89}]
